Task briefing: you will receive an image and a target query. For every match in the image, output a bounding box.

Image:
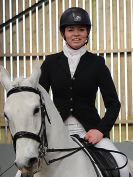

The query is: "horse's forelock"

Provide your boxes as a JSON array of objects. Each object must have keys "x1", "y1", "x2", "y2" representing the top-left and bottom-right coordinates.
[{"x1": 12, "y1": 77, "x2": 25, "y2": 87}]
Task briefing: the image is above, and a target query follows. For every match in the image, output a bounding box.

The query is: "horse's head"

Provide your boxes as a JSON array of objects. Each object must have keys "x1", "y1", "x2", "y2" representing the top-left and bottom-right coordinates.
[{"x1": 0, "y1": 64, "x2": 46, "y2": 175}]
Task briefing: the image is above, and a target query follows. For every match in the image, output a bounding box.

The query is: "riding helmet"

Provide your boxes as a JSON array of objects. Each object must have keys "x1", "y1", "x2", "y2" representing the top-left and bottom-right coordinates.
[{"x1": 60, "y1": 7, "x2": 91, "y2": 35}]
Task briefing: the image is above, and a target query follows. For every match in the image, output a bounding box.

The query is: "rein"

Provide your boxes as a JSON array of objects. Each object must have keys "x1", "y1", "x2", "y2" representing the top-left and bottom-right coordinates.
[
  {"x1": 72, "y1": 135, "x2": 128, "y2": 172},
  {"x1": 44, "y1": 146, "x2": 84, "y2": 165}
]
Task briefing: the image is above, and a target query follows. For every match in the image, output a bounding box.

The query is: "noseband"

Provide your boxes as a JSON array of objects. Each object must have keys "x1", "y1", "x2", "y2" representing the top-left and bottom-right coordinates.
[{"x1": 7, "y1": 86, "x2": 50, "y2": 154}]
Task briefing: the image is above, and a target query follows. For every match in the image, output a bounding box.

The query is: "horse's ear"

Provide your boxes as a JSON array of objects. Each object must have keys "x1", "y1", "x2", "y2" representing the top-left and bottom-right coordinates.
[
  {"x1": 0, "y1": 65, "x2": 13, "y2": 91},
  {"x1": 29, "y1": 60, "x2": 41, "y2": 88}
]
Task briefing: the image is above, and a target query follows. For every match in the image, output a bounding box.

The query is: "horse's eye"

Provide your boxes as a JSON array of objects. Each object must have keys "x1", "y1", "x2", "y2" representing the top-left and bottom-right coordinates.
[{"x1": 33, "y1": 107, "x2": 40, "y2": 115}]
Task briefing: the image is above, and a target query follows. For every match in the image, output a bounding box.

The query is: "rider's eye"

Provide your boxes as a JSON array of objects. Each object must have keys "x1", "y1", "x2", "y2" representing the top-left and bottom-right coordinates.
[{"x1": 33, "y1": 107, "x2": 40, "y2": 115}]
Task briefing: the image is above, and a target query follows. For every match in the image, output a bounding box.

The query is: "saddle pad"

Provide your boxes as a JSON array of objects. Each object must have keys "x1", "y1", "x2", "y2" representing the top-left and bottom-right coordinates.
[{"x1": 72, "y1": 135, "x2": 120, "y2": 177}]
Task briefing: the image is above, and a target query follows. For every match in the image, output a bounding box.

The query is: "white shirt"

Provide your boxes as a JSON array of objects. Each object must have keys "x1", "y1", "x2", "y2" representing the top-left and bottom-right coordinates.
[{"x1": 63, "y1": 44, "x2": 87, "y2": 77}]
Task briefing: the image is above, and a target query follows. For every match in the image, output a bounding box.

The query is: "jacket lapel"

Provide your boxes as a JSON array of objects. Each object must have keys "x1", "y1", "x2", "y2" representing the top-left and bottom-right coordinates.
[
  {"x1": 58, "y1": 52, "x2": 71, "y2": 78},
  {"x1": 58, "y1": 51, "x2": 89, "y2": 78},
  {"x1": 74, "y1": 51, "x2": 88, "y2": 78}
]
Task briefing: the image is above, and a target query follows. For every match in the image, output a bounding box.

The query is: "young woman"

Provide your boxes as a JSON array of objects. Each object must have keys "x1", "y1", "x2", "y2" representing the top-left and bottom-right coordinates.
[{"x1": 39, "y1": 7, "x2": 131, "y2": 176}]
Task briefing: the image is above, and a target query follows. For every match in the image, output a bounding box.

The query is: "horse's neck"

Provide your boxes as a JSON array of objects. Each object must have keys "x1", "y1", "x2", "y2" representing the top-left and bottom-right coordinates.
[
  {"x1": 38, "y1": 85, "x2": 74, "y2": 148},
  {"x1": 46, "y1": 116, "x2": 73, "y2": 149}
]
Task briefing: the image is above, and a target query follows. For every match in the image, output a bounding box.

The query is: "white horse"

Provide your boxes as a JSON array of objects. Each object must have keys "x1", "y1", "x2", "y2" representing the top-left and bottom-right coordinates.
[{"x1": 0, "y1": 64, "x2": 132, "y2": 177}]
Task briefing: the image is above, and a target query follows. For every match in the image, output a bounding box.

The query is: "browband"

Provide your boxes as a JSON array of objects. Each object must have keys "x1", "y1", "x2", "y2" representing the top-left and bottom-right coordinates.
[{"x1": 7, "y1": 86, "x2": 40, "y2": 97}]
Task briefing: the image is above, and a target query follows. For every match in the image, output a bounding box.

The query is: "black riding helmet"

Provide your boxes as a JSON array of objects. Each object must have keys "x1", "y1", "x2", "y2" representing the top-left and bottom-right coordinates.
[{"x1": 60, "y1": 7, "x2": 91, "y2": 43}]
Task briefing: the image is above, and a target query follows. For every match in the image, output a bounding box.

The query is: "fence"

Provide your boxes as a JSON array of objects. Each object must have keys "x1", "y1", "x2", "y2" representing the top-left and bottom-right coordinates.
[{"x1": 0, "y1": 0, "x2": 133, "y2": 143}]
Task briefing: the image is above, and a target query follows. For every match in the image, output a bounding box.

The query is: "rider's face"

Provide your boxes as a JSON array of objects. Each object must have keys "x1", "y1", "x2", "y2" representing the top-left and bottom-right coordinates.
[{"x1": 64, "y1": 25, "x2": 88, "y2": 49}]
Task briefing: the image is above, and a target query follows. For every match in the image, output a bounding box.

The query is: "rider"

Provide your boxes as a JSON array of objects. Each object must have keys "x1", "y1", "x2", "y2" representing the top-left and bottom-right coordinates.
[{"x1": 39, "y1": 7, "x2": 132, "y2": 176}]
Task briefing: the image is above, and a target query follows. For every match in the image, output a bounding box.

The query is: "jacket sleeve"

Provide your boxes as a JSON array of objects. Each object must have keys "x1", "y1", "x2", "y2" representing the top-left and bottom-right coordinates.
[
  {"x1": 96, "y1": 57, "x2": 121, "y2": 136},
  {"x1": 39, "y1": 57, "x2": 51, "y2": 92}
]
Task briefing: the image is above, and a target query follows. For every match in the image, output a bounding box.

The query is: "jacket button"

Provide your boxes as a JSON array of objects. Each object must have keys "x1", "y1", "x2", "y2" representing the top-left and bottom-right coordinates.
[
  {"x1": 70, "y1": 108, "x2": 73, "y2": 112},
  {"x1": 70, "y1": 87, "x2": 72, "y2": 90},
  {"x1": 70, "y1": 98, "x2": 73, "y2": 101}
]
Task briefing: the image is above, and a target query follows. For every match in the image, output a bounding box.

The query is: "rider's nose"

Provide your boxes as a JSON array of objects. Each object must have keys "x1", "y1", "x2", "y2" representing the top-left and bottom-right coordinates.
[
  {"x1": 74, "y1": 32, "x2": 79, "y2": 36},
  {"x1": 74, "y1": 29, "x2": 80, "y2": 35}
]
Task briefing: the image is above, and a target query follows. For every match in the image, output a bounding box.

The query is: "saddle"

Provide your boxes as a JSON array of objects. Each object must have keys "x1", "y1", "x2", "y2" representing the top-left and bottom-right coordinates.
[{"x1": 72, "y1": 135, "x2": 120, "y2": 177}]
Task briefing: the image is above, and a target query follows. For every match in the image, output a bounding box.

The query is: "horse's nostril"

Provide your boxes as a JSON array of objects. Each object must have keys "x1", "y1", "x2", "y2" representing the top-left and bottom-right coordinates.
[
  {"x1": 15, "y1": 162, "x2": 18, "y2": 168},
  {"x1": 28, "y1": 157, "x2": 38, "y2": 167}
]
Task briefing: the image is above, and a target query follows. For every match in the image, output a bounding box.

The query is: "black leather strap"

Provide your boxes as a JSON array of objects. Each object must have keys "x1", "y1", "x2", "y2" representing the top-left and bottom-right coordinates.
[
  {"x1": 7, "y1": 86, "x2": 40, "y2": 97},
  {"x1": 13, "y1": 131, "x2": 41, "y2": 152}
]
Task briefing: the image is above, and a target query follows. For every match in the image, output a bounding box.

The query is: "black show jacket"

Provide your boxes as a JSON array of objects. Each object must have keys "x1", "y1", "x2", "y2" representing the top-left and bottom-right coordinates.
[{"x1": 39, "y1": 51, "x2": 121, "y2": 137}]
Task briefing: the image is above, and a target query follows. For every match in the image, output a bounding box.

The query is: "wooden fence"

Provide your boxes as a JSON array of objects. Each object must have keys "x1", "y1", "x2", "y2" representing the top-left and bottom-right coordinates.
[{"x1": 0, "y1": 0, "x2": 133, "y2": 143}]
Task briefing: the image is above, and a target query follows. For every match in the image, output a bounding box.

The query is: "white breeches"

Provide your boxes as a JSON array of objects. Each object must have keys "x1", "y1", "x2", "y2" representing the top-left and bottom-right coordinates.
[{"x1": 64, "y1": 116, "x2": 131, "y2": 177}]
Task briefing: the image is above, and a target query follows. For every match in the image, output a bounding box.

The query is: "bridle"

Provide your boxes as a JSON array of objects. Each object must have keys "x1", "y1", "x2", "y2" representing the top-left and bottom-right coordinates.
[
  {"x1": 7, "y1": 86, "x2": 50, "y2": 155},
  {"x1": 7, "y1": 86, "x2": 84, "y2": 165}
]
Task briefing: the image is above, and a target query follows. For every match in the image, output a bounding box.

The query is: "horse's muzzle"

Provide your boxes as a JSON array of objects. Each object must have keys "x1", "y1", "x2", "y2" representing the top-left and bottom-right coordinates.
[
  {"x1": 21, "y1": 167, "x2": 33, "y2": 177},
  {"x1": 15, "y1": 157, "x2": 43, "y2": 176}
]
